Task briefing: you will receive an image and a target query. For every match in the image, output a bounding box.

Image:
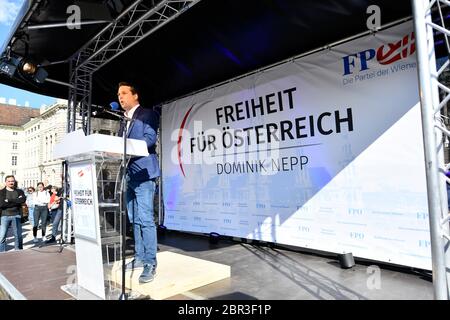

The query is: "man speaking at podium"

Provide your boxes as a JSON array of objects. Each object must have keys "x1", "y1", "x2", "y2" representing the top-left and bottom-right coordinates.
[{"x1": 117, "y1": 82, "x2": 160, "y2": 283}]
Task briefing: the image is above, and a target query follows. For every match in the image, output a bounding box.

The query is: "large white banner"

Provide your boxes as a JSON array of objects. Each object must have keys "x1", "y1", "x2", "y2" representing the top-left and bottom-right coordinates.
[{"x1": 161, "y1": 21, "x2": 431, "y2": 270}]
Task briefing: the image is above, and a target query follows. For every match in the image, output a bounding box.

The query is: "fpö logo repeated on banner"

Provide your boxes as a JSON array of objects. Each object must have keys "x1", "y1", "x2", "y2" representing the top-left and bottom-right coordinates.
[{"x1": 343, "y1": 32, "x2": 415, "y2": 75}]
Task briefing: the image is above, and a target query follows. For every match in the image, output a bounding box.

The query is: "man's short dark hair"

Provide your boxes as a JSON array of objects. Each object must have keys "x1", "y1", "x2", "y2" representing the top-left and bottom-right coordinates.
[
  {"x1": 118, "y1": 81, "x2": 139, "y2": 96},
  {"x1": 37, "y1": 182, "x2": 44, "y2": 187},
  {"x1": 5, "y1": 175, "x2": 15, "y2": 182}
]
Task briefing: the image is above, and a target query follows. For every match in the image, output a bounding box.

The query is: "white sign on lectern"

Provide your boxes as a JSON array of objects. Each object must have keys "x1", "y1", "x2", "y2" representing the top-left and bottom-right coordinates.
[
  {"x1": 54, "y1": 130, "x2": 148, "y2": 299},
  {"x1": 70, "y1": 162, "x2": 98, "y2": 242}
]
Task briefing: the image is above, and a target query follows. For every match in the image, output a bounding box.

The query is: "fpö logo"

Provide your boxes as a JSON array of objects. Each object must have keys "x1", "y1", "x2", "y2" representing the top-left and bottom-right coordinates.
[{"x1": 343, "y1": 32, "x2": 415, "y2": 76}]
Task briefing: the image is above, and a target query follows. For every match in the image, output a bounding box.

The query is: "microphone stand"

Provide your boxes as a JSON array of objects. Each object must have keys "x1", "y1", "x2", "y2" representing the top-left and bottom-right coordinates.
[
  {"x1": 58, "y1": 160, "x2": 67, "y2": 254},
  {"x1": 100, "y1": 109, "x2": 133, "y2": 300}
]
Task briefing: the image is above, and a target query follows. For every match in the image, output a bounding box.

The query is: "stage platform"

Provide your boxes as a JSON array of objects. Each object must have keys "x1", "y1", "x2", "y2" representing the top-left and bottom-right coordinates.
[
  {"x1": 0, "y1": 245, "x2": 75, "y2": 300},
  {"x1": 109, "y1": 252, "x2": 230, "y2": 300},
  {"x1": 0, "y1": 222, "x2": 435, "y2": 300}
]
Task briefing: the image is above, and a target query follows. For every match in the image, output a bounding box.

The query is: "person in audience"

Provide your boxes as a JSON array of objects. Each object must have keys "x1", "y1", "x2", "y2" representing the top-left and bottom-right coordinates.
[
  {"x1": 33, "y1": 182, "x2": 50, "y2": 243},
  {"x1": 26, "y1": 186, "x2": 36, "y2": 227},
  {"x1": 46, "y1": 186, "x2": 63, "y2": 244}
]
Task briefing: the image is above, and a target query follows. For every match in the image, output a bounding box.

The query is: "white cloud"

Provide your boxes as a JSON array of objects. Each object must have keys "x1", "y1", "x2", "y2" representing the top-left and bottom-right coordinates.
[{"x1": 0, "y1": 0, "x2": 21, "y2": 26}]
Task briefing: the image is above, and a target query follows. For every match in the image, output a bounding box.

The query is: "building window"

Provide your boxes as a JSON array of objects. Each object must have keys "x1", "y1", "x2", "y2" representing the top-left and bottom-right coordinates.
[
  {"x1": 12, "y1": 155, "x2": 17, "y2": 166},
  {"x1": 12, "y1": 142, "x2": 17, "y2": 150},
  {"x1": 12, "y1": 132, "x2": 17, "y2": 135},
  {"x1": 12, "y1": 170, "x2": 16, "y2": 175},
  {"x1": 50, "y1": 135, "x2": 53, "y2": 160}
]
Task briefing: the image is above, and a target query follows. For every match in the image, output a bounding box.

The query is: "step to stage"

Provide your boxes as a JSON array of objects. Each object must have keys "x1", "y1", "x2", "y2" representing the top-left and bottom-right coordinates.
[{"x1": 108, "y1": 251, "x2": 231, "y2": 300}]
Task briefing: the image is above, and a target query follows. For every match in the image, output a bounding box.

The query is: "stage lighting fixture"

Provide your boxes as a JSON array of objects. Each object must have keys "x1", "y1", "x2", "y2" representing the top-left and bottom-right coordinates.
[
  {"x1": 21, "y1": 61, "x2": 37, "y2": 75},
  {"x1": 0, "y1": 52, "x2": 48, "y2": 84},
  {"x1": 18, "y1": 57, "x2": 48, "y2": 84}
]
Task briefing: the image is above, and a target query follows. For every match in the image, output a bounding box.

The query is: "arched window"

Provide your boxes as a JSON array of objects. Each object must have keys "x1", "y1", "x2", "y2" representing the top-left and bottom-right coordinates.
[
  {"x1": 49, "y1": 135, "x2": 53, "y2": 161},
  {"x1": 45, "y1": 136, "x2": 48, "y2": 161}
]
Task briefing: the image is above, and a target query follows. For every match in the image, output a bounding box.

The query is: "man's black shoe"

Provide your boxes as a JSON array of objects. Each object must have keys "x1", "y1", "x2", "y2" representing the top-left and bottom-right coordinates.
[{"x1": 45, "y1": 236, "x2": 56, "y2": 244}]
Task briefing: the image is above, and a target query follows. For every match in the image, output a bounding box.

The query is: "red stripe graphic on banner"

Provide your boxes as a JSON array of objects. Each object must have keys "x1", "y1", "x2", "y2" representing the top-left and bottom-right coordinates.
[{"x1": 177, "y1": 105, "x2": 194, "y2": 177}]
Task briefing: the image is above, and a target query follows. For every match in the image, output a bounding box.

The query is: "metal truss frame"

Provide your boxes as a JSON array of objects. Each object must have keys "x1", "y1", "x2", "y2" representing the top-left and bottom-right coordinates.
[
  {"x1": 66, "y1": 0, "x2": 201, "y2": 133},
  {"x1": 412, "y1": 0, "x2": 450, "y2": 299},
  {"x1": 63, "y1": 0, "x2": 201, "y2": 243}
]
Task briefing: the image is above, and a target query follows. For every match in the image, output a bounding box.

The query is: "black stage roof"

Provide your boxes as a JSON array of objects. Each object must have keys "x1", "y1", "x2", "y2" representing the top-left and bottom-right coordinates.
[{"x1": 0, "y1": 0, "x2": 415, "y2": 108}]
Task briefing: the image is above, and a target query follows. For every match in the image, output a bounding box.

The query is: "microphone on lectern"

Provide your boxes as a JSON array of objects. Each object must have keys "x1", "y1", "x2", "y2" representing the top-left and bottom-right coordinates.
[
  {"x1": 92, "y1": 102, "x2": 122, "y2": 116},
  {"x1": 110, "y1": 101, "x2": 120, "y2": 111}
]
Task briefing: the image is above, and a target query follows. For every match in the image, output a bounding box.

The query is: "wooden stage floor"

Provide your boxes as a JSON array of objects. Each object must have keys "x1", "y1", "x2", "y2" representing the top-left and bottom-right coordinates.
[
  {"x1": 0, "y1": 226, "x2": 435, "y2": 300},
  {"x1": 0, "y1": 245, "x2": 75, "y2": 300}
]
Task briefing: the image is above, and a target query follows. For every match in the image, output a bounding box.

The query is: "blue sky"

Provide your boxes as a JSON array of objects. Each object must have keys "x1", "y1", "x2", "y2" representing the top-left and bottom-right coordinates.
[{"x1": 0, "y1": 0, "x2": 57, "y2": 108}]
